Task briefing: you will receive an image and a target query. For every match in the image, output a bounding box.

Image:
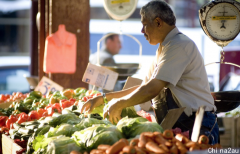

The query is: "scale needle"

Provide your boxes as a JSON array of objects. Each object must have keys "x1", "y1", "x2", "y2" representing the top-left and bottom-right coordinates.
[{"x1": 220, "y1": 20, "x2": 226, "y2": 29}]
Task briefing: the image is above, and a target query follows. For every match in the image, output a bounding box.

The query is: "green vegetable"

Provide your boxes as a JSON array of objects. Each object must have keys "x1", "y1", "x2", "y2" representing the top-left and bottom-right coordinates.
[
  {"x1": 61, "y1": 108, "x2": 73, "y2": 114},
  {"x1": 32, "y1": 135, "x2": 60, "y2": 151},
  {"x1": 49, "y1": 113, "x2": 81, "y2": 127},
  {"x1": 87, "y1": 113, "x2": 103, "y2": 120},
  {"x1": 117, "y1": 117, "x2": 163, "y2": 138},
  {"x1": 30, "y1": 91, "x2": 43, "y2": 99},
  {"x1": 18, "y1": 127, "x2": 34, "y2": 135},
  {"x1": 91, "y1": 104, "x2": 105, "y2": 117},
  {"x1": 14, "y1": 101, "x2": 30, "y2": 113},
  {"x1": 75, "y1": 118, "x2": 111, "y2": 131},
  {"x1": 26, "y1": 126, "x2": 50, "y2": 154},
  {"x1": 11, "y1": 132, "x2": 22, "y2": 140},
  {"x1": 74, "y1": 87, "x2": 87, "y2": 96},
  {"x1": 46, "y1": 137, "x2": 82, "y2": 154},
  {"x1": 103, "y1": 103, "x2": 139, "y2": 119},
  {"x1": 73, "y1": 124, "x2": 124, "y2": 152},
  {"x1": 47, "y1": 124, "x2": 79, "y2": 137}
]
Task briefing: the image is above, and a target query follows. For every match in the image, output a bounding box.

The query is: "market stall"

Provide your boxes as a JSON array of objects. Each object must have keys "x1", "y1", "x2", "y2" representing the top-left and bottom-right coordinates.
[{"x1": 1, "y1": 0, "x2": 240, "y2": 154}]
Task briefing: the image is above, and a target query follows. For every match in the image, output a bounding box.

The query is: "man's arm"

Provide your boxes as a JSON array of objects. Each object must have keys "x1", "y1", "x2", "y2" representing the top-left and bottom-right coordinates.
[
  {"x1": 105, "y1": 85, "x2": 140, "y2": 101},
  {"x1": 116, "y1": 79, "x2": 168, "y2": 109}
]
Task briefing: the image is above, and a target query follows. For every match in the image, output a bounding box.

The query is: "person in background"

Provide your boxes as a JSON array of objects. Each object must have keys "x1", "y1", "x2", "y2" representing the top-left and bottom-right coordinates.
[
  {"x1": 89, "y1": 33, "x2": 123, "y2": 92},
  {"x1": 90, "y1": 33, "x2": 122, "y2": 66}
]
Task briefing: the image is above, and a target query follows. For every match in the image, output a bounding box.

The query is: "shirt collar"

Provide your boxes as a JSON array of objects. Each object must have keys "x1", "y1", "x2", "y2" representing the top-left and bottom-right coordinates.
[{"x1": 161, "y1": 27, "x2": 180, "y2": 47}]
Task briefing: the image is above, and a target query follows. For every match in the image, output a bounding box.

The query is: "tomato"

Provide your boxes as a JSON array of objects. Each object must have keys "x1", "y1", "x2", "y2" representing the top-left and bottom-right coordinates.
[
  {"x1": 69, "y1": 98, "x2": 76, "y2": 102},
  {"x1": 0, "y1": 127, "x2": 9, "y2": 134},
  {"x1": 60, "y1": 100, "x2": 74, "y2": 109},
  {"x1": 16, "y1": 112, "x2": 28, "y2": 118},
  {"x1": 82, "y1": 96, "x2": 88, "y2": 102},
  {"x1": 94, "y1": 93, "x2": 101, "y2": 97},
  {"x1": 0, "y1": 116, "x2": 8, "y2": 127},
  {"x1": 42, "y1": 111, "x2": 49, "y2": 117},
  {"x1": 47, "y1": 104, "x2": 62, "y2": 116},
  {"x1": 17, "y1": 113, "x2": 29, "y2": 124},
  {"x1": 37, "y1": 108, "x2": 46, "y2": 117},
  {"x1": 28, "y1": 111, "x2": 40, "y2": 120},
  {"x1": 6, "y1": 115, "x2": 18, "y2": 129},
  {"x1": 0, "y1": 94, "x2": 7, "y2": 102},
  {"x1": 137, "y1": 110, "x2": 152, "y2": 122}
]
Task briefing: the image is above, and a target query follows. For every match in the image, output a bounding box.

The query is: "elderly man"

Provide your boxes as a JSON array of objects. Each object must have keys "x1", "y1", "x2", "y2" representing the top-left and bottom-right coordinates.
[{"x1": 82, "y1": 0, "x2": 219, "y2": 144}]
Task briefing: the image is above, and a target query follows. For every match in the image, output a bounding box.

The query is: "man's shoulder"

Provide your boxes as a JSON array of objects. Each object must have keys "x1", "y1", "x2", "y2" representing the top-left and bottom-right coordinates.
[{"x1": 168, "y1": 33, "x2": 196, "y2": 49}]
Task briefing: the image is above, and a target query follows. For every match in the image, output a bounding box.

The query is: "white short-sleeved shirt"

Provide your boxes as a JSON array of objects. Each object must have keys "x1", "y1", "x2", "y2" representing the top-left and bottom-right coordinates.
[{"x1": 144, "y1": 27, "x2": 216, "y2": 116}]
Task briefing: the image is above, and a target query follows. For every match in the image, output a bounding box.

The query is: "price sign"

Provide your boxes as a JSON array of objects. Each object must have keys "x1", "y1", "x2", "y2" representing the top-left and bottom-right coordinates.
[
  {"x1": 82, "y1": 63, "x2": 118, "y2": 91},
  {"x1": 34, "y1": 76, "x2": 64, "y2": 95}
]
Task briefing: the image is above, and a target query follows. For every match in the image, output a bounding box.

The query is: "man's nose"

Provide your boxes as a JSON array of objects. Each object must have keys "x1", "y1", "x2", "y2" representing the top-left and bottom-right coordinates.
[{"x1": 141, "y1": 27, "x2": 145, "y2": 33}]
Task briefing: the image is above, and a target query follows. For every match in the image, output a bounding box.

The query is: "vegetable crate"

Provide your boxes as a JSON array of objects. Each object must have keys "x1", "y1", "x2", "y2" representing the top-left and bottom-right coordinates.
[
  {"x1": 219, "y1": 117, "x2": 236, "y2": 148},
  {"x1": 2, "y1": 134, "x2": 22, "y2": 154},
  {"x1": 0, "y1": 102, "x2": 12, "y2": 109},
  {"x1": 236, "y1": 116, "x2": 240, "y2": 148}
]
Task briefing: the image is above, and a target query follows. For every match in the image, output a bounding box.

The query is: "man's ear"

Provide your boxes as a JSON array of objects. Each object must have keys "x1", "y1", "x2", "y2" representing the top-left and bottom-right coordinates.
[{"x1": 155, "y1": 17, "x2": 163, "y2": 28}]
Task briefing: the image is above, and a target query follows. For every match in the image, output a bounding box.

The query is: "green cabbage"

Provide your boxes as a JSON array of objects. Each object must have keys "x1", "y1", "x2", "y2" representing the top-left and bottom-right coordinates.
[
  {"x1": 117, "y1": 117, "x2": 163, "y2": 138},
  {"x1": 47, "y1": 124, "x2": 79, "y2": 137},
  {"x1": 72, "y1": 124, "x2": 124, "y2": 152},
  {"x1": 49, "y1": 113, "x2": 82, "y2": 127},
  {"x1": 46, "y1": 136, "x2": 82, "y2": 154},
  {"x1": 91, "y1": 104, "x2": 105, "y2": 117},
  {"x1": 103, "y1": 104, "x2": 140, "y2": 119},
  {"x1": 75, "y1": 118, "x2": 112, "y2": 131},
  {"x1": 32, "y1": 135, "x2": 60, "y2": 151}
]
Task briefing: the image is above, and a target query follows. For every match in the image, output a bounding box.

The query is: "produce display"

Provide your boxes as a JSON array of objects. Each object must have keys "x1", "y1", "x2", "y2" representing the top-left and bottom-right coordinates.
[
  {"x1": 87, "y1": 130, "x2": 222, "y2": 154},
  {"x1": 0, "y1": 88, "x2": 223, "y2": 154}
]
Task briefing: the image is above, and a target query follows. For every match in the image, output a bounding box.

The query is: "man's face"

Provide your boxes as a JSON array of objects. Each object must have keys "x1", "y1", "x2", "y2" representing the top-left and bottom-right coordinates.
[
  {"x1": 141, "y1": 16, "x2": 160, "y2": 45},
  {"x1": 107, "y1": 35, "x2": 122, "y2": 55}
]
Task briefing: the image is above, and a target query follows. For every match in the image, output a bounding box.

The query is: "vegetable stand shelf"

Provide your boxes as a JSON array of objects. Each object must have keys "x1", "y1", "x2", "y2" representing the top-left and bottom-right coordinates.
[{"x1": 2, "y1": 134, "x2": 22, "y2": 154}]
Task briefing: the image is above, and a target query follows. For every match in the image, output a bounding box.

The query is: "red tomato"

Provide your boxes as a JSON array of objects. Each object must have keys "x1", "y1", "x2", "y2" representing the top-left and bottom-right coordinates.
[
  {"x1": 82, "y1": 96, "x2": 88, "y2": 102},
  {"x1": 42, "y1": 111, "x2": 49, "y2": 117},
  {"x1": 94, "y1": 93, "x2": 101, "y2": 97},
  {"x1": 17, "y1": 113, "x2": 29, "y2": 124},
  {"x1": 137, "y1": 110, "x2": 152, "y2": 122},
  {"x1": 0, "y1": 94, "x2": 7, "y2": 101},
  {"x1": 0, "y1": 116, "x2": 8, "y2": 127},
  {"x1": 69, "y1": 98, "x2": 76, "y2": 102},
  {"x1": 37, "y1": 108, "x2": 46, "y2": 117},
  {"x1": 47, "y1": 105, "x2": 61, "y2": 116},
  {"x1": 16, "y1": 112, "x2": 28, "y2": 118},
  {"x1": 6, "y1": 115, "x2": 18, "y2": 129},
  {"x1": 28, "y1": 111, "x2": 40, "y2": 120},
  {"x1": 0, "y1": 127, "x2": 9, "y2": 133},
  {"x1": 60, "y1": 100, "x2": 74, "y2": 109}
]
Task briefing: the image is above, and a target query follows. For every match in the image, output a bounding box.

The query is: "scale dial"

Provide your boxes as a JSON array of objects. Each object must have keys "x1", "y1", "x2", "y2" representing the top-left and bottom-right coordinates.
[
  {"x1": 199, "y1": 0, "x2": 240, "y2": 47},
  {"x1": 103, "y1": 0, "x2": 138, "y2": 21}
]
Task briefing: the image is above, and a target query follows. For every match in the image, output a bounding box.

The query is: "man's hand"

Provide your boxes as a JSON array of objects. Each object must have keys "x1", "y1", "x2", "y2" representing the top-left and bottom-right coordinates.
[
  {"x1": 103, "y1": 99, "x2": 123, "y2": 124},
  {"x1": 80, "y1": 95, "x2": 104, "y2": 114}
]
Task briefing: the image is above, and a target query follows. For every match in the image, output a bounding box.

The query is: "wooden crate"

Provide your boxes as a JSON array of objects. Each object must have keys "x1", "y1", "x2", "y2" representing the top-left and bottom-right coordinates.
[
  {"x1": 0, "y1": 102, "x2": 12, "y2": 109},
  {"x1": 219, "y1": 117, "x2": 236, "y2": 148},
  {"x1": 2, "y1": 134, "x2": 22, "y2": 154},
  {"x1": 236, "y1": 116, "x2": 240, "y2": 148}
]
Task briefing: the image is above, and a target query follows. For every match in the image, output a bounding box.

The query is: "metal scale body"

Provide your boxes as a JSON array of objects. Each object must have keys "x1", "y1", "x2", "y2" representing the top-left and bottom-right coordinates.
[
  {"x1": 96, "y1": 0, "x2": 141, "y2": 81},
  {"x1": 199, "y1": 0, "x2": 240, "y2": 112}
]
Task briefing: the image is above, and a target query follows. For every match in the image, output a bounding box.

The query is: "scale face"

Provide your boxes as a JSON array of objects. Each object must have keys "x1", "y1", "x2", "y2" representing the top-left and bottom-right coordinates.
[
  {"x1": 199, "y1": 0, "x2": 240, "y2": 47},
  {"x1": 103, "y1": 0, "x2": 138, "y2": 21}
]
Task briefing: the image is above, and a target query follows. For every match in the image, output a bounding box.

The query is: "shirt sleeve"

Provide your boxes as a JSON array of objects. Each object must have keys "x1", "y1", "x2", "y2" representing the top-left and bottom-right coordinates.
[{"x1": 153, "y1": 43, "x2": 190, "y2": 86}]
